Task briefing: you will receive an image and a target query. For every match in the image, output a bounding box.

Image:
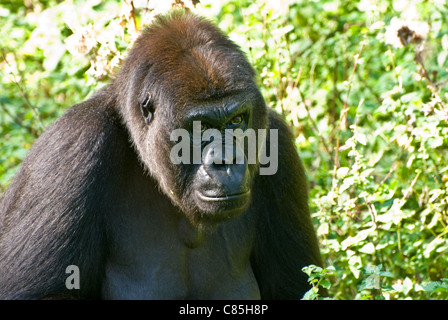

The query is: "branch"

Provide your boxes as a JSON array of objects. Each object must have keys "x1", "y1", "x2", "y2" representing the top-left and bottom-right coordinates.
[
  {"x1": 1, "y1": 48, "x2": 45, "y2": 132},
  {"x1": 332, "y1": 35, "x2": 367, "y2": 183}
]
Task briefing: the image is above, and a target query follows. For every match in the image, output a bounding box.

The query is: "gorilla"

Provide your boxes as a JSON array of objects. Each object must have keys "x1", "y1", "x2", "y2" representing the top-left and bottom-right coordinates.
[{"x1": 0, "y1": 10, "x2": 323, "y2": 299}]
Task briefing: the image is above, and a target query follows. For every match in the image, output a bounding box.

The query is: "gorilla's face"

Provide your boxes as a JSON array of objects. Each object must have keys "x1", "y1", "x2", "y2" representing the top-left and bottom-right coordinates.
[
  {"x1": 117, "y1": 11, "x2": 269, "y2": 226},
  {"x1": 147, "y1": 93, "x2": 266, "y2": 226}
]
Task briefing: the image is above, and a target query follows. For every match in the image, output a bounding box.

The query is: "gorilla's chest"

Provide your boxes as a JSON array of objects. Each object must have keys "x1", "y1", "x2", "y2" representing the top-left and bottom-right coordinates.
[{"x1": 101, "y1": 207, "x2": 260, "y2": 299}]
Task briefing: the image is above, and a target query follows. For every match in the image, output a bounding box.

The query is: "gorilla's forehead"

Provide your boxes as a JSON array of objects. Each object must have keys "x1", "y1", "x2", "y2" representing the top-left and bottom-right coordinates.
[
  {"x1": 130, "y1": 12, "x2": 256, "y2": 105},
  {"x1": 149, "y1": 43, "x2": 255, "y2": 106}
]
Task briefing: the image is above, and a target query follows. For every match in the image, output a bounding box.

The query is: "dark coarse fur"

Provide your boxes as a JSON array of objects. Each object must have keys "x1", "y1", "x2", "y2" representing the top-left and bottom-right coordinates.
[{"x1": 0, "y1": 10, "x2": 323, "y2": 299}]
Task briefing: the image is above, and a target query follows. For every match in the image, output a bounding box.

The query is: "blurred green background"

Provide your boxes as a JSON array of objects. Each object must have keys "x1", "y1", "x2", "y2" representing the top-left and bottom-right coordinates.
[{"x1": 1, "y1": 0, "x2": 447, "y2": 299}]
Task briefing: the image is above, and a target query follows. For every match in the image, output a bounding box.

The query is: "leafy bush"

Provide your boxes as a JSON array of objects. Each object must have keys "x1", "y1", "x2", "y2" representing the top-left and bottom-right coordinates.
[
  {"x1": 1, "y1": 0, "x2": 447, "y2": 299},
  {"x1": 225, "y1": 0, "x2": 448, "y2": 300}
]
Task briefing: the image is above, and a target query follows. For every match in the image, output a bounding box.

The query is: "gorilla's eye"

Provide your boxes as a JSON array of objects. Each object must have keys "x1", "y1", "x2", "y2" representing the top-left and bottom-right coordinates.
[{"x1": 229, "y1": 114, "x2": 243, "y2": 126}]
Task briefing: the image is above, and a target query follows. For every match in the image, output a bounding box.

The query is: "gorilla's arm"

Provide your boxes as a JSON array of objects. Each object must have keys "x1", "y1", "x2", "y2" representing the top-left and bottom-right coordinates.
[
  {"x1": 250, "y1": 110, "x2": 323, "y2": 300},
  {"x1": 0, "y1": 90, "x2": 128, "y2": 299}
]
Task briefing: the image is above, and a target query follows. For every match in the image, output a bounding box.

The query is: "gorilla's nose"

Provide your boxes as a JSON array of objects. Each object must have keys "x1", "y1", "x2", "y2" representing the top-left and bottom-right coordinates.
[{"x1": 201, "y1": 145, "x2": 250, "y2": 197}]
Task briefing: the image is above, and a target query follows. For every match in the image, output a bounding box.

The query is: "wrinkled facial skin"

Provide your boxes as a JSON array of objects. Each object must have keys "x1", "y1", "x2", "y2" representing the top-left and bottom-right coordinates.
[
  {"x1": 147, "y1": 94, "x2": 265, "y2": 227},
  {"x1": 189, "y1": 102, "x2": 254, "y2": 224}
]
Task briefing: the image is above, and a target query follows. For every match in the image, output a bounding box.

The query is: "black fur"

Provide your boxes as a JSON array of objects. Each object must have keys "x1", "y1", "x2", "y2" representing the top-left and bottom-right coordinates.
[{"x1": 0, "y1": 11, "x2": 323, "y2": 299}]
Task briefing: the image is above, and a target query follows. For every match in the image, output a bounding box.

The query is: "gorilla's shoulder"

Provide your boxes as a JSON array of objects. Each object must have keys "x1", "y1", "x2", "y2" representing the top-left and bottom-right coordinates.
[
  {"x1": 266, "y1": 109, "x2": 294, "y2": 140},
  {"x1": 61, "y1": 90, "x2": 124, "y2": 138},
  {"x1": 23, "y1": 88, "x2": 131, "y2": 176}
]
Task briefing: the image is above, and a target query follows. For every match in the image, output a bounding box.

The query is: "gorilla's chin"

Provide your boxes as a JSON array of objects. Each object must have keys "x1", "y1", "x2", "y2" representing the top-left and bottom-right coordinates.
[{"x1": 193, "y1": 190, "x2": 251, "y2": 223}]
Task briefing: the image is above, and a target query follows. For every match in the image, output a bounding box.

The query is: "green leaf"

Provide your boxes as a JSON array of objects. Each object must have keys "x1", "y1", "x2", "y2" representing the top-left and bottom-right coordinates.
[{"x1": 301, "y1": 287, "x2": 319, "y2": 300}]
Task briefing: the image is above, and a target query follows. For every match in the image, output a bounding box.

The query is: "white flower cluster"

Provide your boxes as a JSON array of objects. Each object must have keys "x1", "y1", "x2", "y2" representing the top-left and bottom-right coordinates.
[
  {"x1": 384, "y1": 1, "x2": 430, "y2": 49},
  {"x1": 65, "y1": 24, "x2": 97, "y2": 56},
  {"x1": 385, "y1": 17, "x2": 429, "y2": 49}
]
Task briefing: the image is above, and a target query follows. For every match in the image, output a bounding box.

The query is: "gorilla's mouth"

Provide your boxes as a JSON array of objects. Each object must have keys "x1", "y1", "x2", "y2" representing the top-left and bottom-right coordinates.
[
  {"x1": 194, "y1": 190, "x2": 251, "y2": 219},
  {"x1": 197, "y1": 190, "x2": 251, "y2": 202}
]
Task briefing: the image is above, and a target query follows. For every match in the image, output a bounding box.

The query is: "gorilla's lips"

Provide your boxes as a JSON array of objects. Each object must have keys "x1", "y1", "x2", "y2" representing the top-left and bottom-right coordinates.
[
  {"x1": 197, "y1": 190, "x2": 251, "y2": 201},
  {"x1": 195, "y1": 190, "x2": 251, "y2": 219}
]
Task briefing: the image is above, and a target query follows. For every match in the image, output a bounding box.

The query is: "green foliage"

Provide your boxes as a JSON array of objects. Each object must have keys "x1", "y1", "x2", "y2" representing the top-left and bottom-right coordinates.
[
  {"x1": 301, "y1": 264, "x2": 335, "y2": 300},
  {"x1": 215, "y1": 0, "x2": 448, "y2": 300},
  {"x1": 1, "y1": 0, "x2": 447, "y2": 299},
  {"x1": 302, "y1": 262, "x2": 448, "y2": 300}
]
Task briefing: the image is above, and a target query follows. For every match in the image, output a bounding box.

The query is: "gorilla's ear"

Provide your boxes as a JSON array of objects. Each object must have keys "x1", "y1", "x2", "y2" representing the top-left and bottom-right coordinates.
[{"x1": 140, "y1": 92, "x2": 155, "y2": 125}]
